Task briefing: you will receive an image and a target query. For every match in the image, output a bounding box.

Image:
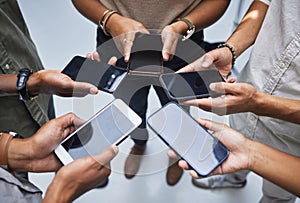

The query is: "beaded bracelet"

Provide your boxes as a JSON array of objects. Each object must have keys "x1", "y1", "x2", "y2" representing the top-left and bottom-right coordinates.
[{"x1": 217, "y1": 43, "x2": 237, "y2": 67}]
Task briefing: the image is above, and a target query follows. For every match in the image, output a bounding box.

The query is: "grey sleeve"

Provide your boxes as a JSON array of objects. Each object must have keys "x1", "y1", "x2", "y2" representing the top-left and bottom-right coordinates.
[{"x1": 0, "y1": 167, "x2": 42, "y2": 203}]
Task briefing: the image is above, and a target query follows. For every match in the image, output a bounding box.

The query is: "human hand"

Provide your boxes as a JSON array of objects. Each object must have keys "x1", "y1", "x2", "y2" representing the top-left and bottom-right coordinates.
[
  {"x1": 178, "y1": 47, "x2": 233, "y2": 78},
  {"x1": 86, "y1": 51, "x2": 117, "y2": 66},
  {"x1": 27, "y1": 70, "x2": 99, "y2": 97},
  {"x1": 182, "y1": 82, "x2": 258, "y2": 115},
  {"x1": 178, "y1": 119, "x2": 251, "y2": 178},
  {"x1": 43, "y1": 146, "x2": 118, "y2": 203},
  {"x1": 105, "y1": 14, "x2": 149, "y2": 62},
  {"x1": 7, "y1": 113, "x2": 84, "y2": 172},
  {"x1": 161, "y1": 20, "x2": 192, "y2": 61}
]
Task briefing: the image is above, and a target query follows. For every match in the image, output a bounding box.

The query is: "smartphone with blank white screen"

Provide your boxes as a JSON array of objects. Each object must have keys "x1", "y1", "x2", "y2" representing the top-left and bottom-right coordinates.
[
  {"x1": 55, "y1": 99, "x2": 142, "y2": 165},
  {"x1": 159, "y1": 69, "x2": 225, "y2": 101},
  {"x1": 147, "y1": 102, "x2": 229, "y2": 177}
]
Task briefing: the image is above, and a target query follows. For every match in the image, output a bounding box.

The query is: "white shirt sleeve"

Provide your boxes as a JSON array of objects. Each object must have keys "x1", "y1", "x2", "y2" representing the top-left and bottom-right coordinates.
[{"x1": 258, "y1": 0, "x2": 271, "y2": 6}]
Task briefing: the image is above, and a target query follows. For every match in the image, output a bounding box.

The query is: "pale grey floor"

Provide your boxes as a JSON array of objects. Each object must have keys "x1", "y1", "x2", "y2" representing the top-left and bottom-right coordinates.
[{"x1": 18, "y1": 0, "x2": 299, "y2": 202}]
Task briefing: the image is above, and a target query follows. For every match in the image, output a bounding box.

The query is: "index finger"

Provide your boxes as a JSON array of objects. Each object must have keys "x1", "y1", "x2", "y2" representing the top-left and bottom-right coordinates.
[
  {"x1": 196, "y1": 118, "x2": 227, "y2": 134},
  {"x1": 177, "y1": 54, "x2": 213, "y2": 73}
]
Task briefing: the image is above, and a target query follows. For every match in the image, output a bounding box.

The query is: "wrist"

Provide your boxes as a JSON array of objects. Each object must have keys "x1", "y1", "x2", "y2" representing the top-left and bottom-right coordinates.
[
  {"x1": 250, "y1": 89, "x2": 264, "y2": 114},
  {"x1": 99, "y1": 10, "x2": 120, "y2": 36},
  {"x1": 175, "y1": 18, "x2": 195, "y2": 41},
  {"x1": 7, "y1": 138, "x2": 31, "y2": 172},
  {"x1": 27, "y1": 71, "x2": 41, "y2": 97},
  {"x1": 171, "y1": 20, "x2": 189, "y2": 36},
  {"x1": 246, "y1": 139, "x2": 255, "y2": 171},
  {"x1": 217, "y1": 43, "x2": 236, "y2": 68},
  {"x1": 44, "y1": 177, "x2": 74, "y2": 203}
]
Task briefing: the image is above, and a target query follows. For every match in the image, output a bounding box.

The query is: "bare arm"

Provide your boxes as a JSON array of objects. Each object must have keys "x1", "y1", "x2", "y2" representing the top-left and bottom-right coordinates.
[
  {"x1": 0, "y1": 71, "x2": 98, "y2": 97},
  {"x1": 168, "y1": 0, "x2": 231, "y2": 36},
  {"x1": 252, "y1": 90, "x2": 300, "y2": 124},
  {"x1": 249, "y1": 140, "x2": 300, "y2": 197},
  {"x1": 183, "y1": 82, "x2": 300, "y2": 125},
  {"x1": 71, "y1": 0, "x2": 108, "y2": 25},
  {"x1": 226, "y1": 0, "x2": 269, "y2": 57},
  {"x1": 178, "y1": 0, "x2": 269, "y2": 76}
]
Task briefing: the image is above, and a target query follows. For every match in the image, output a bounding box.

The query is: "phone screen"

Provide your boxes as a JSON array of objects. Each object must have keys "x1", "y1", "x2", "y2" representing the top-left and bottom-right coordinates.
[
  {"x1": 147, "y1": 102, "x2": 229, "y2": 176},
  {"x1": 160, "y1": 69, "x2": 225, "y2": 100},
  {"x1": 62, "y1": 56, "x2": 127, "y2": 93},
  {"x1": 55, "y1": 99, "x2": 141, "y2": 164}
]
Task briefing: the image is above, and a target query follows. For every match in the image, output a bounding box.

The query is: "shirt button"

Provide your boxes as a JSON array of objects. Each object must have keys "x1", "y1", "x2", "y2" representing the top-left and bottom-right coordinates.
[
  {"x1": 5, "y1": 64, "x2": 10, "y2": 70},
  {"x1": 250, "y1": 114, "x2": 257, "y2": 121},
  {"x1": 278, "y1": 62, "x2": 285, "y2": 69}
]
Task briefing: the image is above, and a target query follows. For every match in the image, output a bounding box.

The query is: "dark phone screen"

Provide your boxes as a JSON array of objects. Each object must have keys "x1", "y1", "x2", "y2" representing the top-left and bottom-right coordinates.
[
  {"x1": 160, "y1": 69, "x2": 225, "y2": 100},
  {"x1": 61, "y1": 56, "x2": 127, "y2": 93},
  {"x1": 147, "y1": 102, "x2": 229, "y2": 176},
  {"x1": 128, "y1": 34, "x2": 163, "y2": 75},
  {"x1": 62, "y1": 102, "x2": 135, "y2": 160}
]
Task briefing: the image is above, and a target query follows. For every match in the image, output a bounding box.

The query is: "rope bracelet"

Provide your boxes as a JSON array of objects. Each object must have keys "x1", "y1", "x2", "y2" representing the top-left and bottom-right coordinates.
[{"x1": 98, "y1": 9, "x2": 119, "y2": 36}]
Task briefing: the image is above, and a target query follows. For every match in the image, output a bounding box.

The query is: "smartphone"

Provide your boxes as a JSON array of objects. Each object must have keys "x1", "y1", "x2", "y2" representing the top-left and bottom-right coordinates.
[
  {"x1": 147, "y1": 102, "x2": 229, "y2": 177},
  {"x1": 61, "y1": 56, "x2": 127, "y2": 93},
  {"x1": 54, "y1": 99, "x2": 142, "y2": 165},
  {"x1": 128, "y1": 33, "x2": 163, "y2": 76},
  {"x1": 159, "y1": 69, "x2": 225, "y2": 101}
]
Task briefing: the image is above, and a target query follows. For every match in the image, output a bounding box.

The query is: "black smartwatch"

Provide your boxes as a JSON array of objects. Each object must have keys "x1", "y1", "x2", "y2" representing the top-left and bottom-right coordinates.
[{"x1": 16, "y1": 68, "x2": 32, "y2": 101}]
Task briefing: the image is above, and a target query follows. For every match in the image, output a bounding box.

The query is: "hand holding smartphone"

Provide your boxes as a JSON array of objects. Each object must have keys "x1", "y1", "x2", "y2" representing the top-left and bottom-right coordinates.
[
  {"x1": 61, "y1": 56, "x2": 127, "y2": 93},
  {"x1": 55, "y1": 99, "x2": 142, "y2": 165},
  {"x1": 147, "y1": 102, "x2": 229, "y2": 177}
]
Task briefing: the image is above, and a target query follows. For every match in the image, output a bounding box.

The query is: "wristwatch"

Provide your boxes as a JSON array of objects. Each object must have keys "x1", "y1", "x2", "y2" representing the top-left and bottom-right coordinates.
[
  {"x1": 16, "y1": 68, "x2": 32, "y2": 101},
  {"x1": 177, "y1": 18, "x2": 195, "y2": 41}
]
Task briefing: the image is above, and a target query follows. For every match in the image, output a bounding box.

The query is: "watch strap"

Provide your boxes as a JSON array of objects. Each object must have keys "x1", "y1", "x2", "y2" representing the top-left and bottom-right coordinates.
[
  {"x1": 0, "y1": 133, "x2": 14, "y2": 166},
  {"x1": 16, "y1": 68, "x2": 32, "y2": 101},
  {"x1": 177, "y1": 18, "x2": 195, "y2": 41}
]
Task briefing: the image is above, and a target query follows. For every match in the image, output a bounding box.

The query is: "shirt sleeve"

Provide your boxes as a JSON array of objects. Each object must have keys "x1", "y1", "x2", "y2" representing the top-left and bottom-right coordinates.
[{"x1": 258, "y1": 0, "x2": 271, "y2": 6}]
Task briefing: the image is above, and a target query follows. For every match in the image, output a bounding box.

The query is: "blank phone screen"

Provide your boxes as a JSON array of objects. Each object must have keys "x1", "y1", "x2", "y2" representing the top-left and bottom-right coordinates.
[
  {"x1": 147, "y1": 103, "x2": 228, "y2": 176},
  {"x1": 161, "y1": 69, "x2": 224, "y2": 100},
  {"x1": 62, "y1": 103, "x2": 135, "y2": 160}
]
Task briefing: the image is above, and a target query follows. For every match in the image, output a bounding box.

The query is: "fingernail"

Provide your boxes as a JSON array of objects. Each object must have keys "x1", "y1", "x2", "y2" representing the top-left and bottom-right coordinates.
[
  {"x1": 209, "y1": 83, "x2": 216, "y2": 90},
  {"x1": 112, "y1": 145, "x2": 119, "y2": 154},
  {"x1": 90, "y1": 87, "x2": 98, "y2": 94}
]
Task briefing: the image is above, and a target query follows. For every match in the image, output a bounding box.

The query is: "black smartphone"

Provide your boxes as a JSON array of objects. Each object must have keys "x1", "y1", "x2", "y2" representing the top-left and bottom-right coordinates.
[
  {"x1": 147, "y1": 102, "x2": 229, "y2": 177},
  {"x1": 128, "y1": 33, "x2": 163, "y2": 76},
  {"x1": 159, "y1": 69, "x2": 225, "y2": 101},
  {"x1": 61, "y1": 56, "x2": 127, "y2": 93}
]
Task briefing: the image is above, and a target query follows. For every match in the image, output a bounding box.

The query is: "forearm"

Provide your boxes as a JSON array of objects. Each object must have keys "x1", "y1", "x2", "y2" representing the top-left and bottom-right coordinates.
[
  {"x1": 0, "y1": 74, "x2": 18, "y2": 96},
  {"x1": 226, "y1": 0, "x2": 269, "y2": 57},
  {"x1": 43, "y1": 178, "x2": 74, "y2": 203},
  {"x1": 252, "y1": 91, "x2": 300, "y2": 124},
  {"x1": 185, "y1": 0, "x2": 230, "y2": 30},
  {"x1": 7, "y1": 138, "x2": 32, "y2": 172},
  {"x1": 0, "y1": 72, "x2": 40, "y2": 97},
  {"x1": 249, "y1": 140, "x2": 300, "y2": 197},
  {"x1": 72, "y1": 0, "x2": 109, "y2": 25}
]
